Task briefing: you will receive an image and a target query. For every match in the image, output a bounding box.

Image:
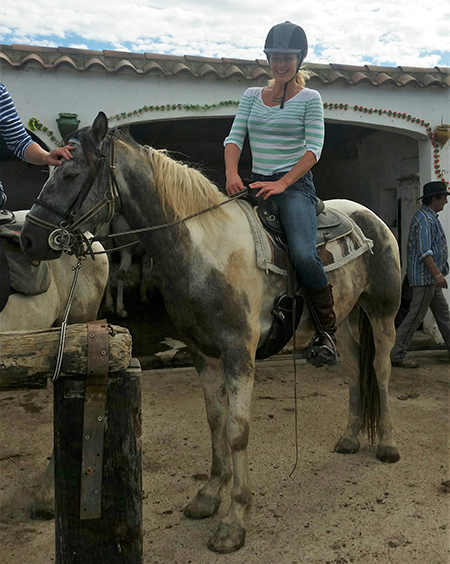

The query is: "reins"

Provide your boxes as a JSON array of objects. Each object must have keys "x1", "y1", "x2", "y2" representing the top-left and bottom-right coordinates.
[{"x1": 26, "y1": 133, "x2": 249, "y2": 258}]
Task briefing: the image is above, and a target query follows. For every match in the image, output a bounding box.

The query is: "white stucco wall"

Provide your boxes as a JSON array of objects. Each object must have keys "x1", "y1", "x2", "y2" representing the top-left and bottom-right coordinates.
[{"x1": 1, "y1": 60, "x2": 450, "y2": 330}]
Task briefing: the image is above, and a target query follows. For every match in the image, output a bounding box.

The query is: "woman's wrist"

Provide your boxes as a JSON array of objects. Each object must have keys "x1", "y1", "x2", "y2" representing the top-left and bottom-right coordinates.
[{"x1": 434, "y1": 273, "x2": 444, "y2": 279}]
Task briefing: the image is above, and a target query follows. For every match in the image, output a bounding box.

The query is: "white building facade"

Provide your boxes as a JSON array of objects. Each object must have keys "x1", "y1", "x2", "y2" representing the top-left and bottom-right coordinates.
[{"x1": 1, "y1": 44, "x2": 449, "y2": 337}]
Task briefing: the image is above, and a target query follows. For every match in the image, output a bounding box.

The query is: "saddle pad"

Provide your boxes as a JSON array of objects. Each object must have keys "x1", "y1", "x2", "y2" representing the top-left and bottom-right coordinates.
[
  {"x1": 237, "y1": 200, "x2": 374, "y2": 276},
  {"x1": 0, "y1": 225, "x2": 51, "y2": 296}
]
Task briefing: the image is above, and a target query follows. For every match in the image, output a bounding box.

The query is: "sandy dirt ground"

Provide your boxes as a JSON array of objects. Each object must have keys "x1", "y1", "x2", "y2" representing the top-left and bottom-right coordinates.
[{"x1": 1, "y1": 348, "x2": 449, "y2": 564}]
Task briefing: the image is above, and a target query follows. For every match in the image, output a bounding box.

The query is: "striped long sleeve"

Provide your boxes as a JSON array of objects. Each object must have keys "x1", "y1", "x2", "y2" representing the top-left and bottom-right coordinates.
[{"x1": 224, "y1": 86, "x2": 324, "y2": 176}]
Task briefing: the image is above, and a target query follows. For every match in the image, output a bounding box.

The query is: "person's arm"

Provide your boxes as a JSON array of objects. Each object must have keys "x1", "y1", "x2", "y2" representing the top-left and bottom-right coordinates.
[
  {"x1": 224, "y1": 89, "x2": 254, "y2": 195},
  {"x1": 423, "y1": 255, "x2": 448, "y2": 289},
  {"x1": 224, "y1": 143, "x2": 245, "y2": 194},
  {"x1": 24, "y1": 142, "x2": 74, "y2": 166}
]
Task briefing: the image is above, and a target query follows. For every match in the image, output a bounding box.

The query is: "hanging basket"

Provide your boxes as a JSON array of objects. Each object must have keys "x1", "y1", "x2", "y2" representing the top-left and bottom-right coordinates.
[{"x1": 435, "y1": 125, "x2": 450, "y2": 147}]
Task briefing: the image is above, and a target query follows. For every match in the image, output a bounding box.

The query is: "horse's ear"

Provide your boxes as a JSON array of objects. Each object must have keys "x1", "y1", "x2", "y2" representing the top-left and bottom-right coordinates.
[{"x1": 90, "y1": 112, "x2": 108, "y2": 146}]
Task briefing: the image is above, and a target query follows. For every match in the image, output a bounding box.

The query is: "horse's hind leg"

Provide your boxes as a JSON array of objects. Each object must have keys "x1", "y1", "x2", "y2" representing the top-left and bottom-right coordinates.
[
  {"x1": 370, "y1": 315, "x2": 400, "y2": 463},
  {"x1": 334, "y1": 317, "x2": 364, "y2": 455},
  {"x1": 185, "y1": 349, "x2": 231, "y2": 520}
]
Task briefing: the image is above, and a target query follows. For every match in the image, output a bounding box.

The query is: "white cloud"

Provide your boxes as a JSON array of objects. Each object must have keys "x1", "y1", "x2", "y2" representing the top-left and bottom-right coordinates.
[{"x1": 1, "y1": 0, "x2": 449, "y2": 67}]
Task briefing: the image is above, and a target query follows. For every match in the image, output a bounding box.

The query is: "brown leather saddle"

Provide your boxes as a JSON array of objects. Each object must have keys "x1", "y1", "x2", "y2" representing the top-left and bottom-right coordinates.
[{"x1": 242, "y1": 189, "x2": 353, "y2": 360}]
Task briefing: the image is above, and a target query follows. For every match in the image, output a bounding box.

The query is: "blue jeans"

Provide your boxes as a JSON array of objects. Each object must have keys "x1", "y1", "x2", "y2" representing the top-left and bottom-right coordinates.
[{"x1": 252, "y1": 171, "x2": 328, "y2": 289}]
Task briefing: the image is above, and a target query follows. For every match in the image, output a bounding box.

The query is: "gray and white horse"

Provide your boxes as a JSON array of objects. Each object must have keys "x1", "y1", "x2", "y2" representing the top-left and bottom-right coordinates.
[
  {"x1": 1, "y1": 212, "x2": 109, "y2": 518},
  {"x1": 21, "y1": 112, "x2": 402, "y2": 553}
]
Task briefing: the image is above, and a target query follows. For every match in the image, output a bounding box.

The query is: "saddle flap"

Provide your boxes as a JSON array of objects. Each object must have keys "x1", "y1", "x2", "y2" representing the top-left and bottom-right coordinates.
[{"x1": 0, "y1": 221, "x2": 51, "y2": 297}]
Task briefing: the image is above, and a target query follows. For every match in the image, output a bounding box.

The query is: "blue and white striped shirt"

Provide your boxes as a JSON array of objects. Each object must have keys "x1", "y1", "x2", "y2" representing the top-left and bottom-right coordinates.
[
  {"x1": 0, "y1": 82, "x2": 34, "y2": 193},
  {"x1": 224, "y1": 87, "x2": 324, "y2": 175},
  {"x1": 407, "y1": 205, "x2": 449, "y2": 286}
]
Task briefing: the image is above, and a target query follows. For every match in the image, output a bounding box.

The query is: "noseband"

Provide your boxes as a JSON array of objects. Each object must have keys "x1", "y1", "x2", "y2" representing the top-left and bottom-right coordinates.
[{"x1": 26, "y1": 136, "x2": 120, "y2": 258}]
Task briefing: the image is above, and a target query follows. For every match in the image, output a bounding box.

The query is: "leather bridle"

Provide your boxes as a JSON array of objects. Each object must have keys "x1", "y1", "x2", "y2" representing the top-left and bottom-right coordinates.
[{"x1": 26, "y1": 136, "x2": 121, "y2": 258}]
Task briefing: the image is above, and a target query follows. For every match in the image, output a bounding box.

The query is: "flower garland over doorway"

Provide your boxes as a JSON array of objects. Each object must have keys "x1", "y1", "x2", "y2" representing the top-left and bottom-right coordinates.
[{"x1": 28, "y1": 101, "x2": 448, "y2": 186}]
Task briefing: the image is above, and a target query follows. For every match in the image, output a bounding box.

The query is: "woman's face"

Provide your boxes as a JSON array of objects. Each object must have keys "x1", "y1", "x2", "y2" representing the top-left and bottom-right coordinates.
[{"x1": 269, "y1": 53, "x2": 299, "y2": 83}]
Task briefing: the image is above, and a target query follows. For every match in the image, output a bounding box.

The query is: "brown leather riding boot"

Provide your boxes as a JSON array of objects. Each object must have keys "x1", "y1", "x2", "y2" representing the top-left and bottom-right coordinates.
[{"x1": 304, "y1": 283, "x2": 339, "y2": 367}]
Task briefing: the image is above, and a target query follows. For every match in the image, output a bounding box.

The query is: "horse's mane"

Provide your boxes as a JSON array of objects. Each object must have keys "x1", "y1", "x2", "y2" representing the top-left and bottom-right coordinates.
[{"x1": 114, "y1": 129, "x2": 230, "y2": 228}]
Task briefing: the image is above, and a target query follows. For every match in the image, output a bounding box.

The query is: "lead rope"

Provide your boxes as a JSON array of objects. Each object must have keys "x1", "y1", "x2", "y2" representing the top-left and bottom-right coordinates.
[
  {"x1": 53, "y1": 259, "x2": 83, "y2": 380},
  {"x1": 286, "y1": 250, "x2": 300, "y2": 478}
]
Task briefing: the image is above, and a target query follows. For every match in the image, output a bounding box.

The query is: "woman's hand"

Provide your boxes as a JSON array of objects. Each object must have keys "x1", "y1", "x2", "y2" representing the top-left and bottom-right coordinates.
[
  {"x1": 250, "y1": 180, "x2": 286, "y2": 200},
  {"x1": 226, "y1": 172, "x2": 245, "y2": 195}
]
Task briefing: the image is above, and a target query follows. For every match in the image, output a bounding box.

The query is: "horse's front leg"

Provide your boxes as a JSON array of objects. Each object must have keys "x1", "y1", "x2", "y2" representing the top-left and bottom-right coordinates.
[
  {"x1": 207, "y1": 347, "x2": 255, "y2": 554},
  {"x1": 185, "y1": 349, "x2": 232, "y2": 520}
]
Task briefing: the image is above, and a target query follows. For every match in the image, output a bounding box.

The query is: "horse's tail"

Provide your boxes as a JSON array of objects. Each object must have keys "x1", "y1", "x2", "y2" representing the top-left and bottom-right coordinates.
[{"x1": 358, "y1": 307, "x2": 380, "y2": 442}]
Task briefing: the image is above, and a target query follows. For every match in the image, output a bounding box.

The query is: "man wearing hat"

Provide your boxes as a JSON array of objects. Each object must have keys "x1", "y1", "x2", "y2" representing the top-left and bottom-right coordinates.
[{"x1": 391, "y1": 181, "x2": 450, "y2": 368}]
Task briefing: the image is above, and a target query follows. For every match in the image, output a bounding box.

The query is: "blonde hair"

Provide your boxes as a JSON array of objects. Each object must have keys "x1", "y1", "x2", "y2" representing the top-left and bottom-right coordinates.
[{"x1": 268, "y1": 68, "x2": 309, "y2": 88}]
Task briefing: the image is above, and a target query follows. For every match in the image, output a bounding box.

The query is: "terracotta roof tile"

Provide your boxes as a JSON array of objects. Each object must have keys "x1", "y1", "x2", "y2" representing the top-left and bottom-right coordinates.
[
  {"x1": 397, "y1": 73, "x2": 420, "y2": 86},
  {"x1": 142, "y1": 61, "x2": 165, "y2": 75},
  {"x1": 373, "y1": 72, "x2": 397, "y2": 86},
  {"x1": 225, "y1": 64, "x2": 245, "y2": 78},
  {"x1": 54, "y1": 55, "x2": 79, "y2": 69},
  {"x1": 12, "y1": 44, "x2": 57, "y2": 53},
  {"x1": 198, "y1": 63, "x2": 219, "y2": 78},
  {"x1": 350, "y1": 71, "x2": 373, "y2": 85},
  {"x1": 84, "y1": 57, "x2": 108, "y2": 71},
  {"x1": 172, "y1": 62, "x2": 194, "y2": 76},
  {"x1": 326, "y1": 70, "x2": 350, "y2": 84},
  {"x1": 420, "y1": 73, "x2": 444, "y2": 87},
  {"x1": 104, "y1": 50, "x2": 145, "y2": 59},
  {"x1": 0, "y1": 44, "x2": 448, "y2": 88},
  {"x1": 21, "y1": 53, "x2": 51, "y2": 68},
  {"x1": 145, "y1": 52, "x2": 184, "y2": 62},
  {"x1": 114, "y1": 59, "x2": 142, "y2": 73}
]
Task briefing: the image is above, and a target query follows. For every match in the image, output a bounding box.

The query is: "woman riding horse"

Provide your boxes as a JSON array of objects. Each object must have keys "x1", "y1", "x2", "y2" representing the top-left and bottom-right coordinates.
[{"x1": 224, "y1": 21, "x2": 338, "y2": 367}]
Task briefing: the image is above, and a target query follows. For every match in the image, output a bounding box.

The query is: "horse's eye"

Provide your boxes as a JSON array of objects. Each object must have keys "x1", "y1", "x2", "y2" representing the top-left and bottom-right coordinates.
[{"x1": 62, "y1": 171, "x2": 79, "y2": 180}]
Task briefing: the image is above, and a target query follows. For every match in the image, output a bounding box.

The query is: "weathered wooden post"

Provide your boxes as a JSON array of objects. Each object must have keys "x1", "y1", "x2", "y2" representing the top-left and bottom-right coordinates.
[
  {"x1": 0, "y1": 321, "x2": 143, "y2": 564},
  {"x1": 54, "y1": 358, "x2": 142, "y2": 564}
]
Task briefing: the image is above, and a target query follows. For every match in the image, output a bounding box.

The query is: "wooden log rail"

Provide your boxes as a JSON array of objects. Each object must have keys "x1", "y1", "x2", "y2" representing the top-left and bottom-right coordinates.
[{"x1": 0, "y1": 323, "x2": 132, "y2": 391}]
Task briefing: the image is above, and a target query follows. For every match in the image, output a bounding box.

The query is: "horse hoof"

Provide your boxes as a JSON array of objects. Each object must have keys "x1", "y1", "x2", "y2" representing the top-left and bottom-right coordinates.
[
  {"x1": 207, "y1": 523, "x2": 246, "y2": 553},
  {"x1": 377, "y1": 445, "x2": 400, "y2": 464},
  {"x1": 334, "y1": 437, "x2": 360, "y2": 455},
  {"x1": 31, "y1": 503, "x2": 54, "y2": 521},
  {"x1": 184, "y1": 493, "x2": 221, "y2": 519}
]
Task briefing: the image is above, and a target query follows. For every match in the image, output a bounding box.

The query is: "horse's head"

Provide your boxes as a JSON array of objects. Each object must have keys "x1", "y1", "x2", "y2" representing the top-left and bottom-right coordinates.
[{"x1": 21, "y1": 112, "x2": 112, "y2": 261}]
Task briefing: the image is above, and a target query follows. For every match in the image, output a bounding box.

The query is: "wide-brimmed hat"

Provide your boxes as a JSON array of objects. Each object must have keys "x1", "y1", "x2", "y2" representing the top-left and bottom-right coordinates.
[{"x1": 418, "y1": 181, "x2": 450, "y2": 200}]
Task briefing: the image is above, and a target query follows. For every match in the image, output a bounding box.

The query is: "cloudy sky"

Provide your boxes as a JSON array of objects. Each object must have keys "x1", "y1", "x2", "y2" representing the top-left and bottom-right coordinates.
[{"x1": 1, "y1": 0, "x2": 449, "y2": 68}]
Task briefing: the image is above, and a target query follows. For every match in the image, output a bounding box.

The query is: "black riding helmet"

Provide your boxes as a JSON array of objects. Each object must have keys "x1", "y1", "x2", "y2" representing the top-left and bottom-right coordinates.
[
  {"x1": 264, "y1": 21, "x2": 308, "y2": 65},
  {"x1": 264, "y1": 21, "x2": 308, "y2": 109}
]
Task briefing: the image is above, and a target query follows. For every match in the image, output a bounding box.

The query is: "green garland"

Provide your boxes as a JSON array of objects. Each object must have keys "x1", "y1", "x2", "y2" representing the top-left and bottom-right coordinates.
[
  {"x1": 107, "y1": 100, "x2": 240, "y2": 122},
  {"x1": 27, "y1": 100, "x2": 448, "y2": 185}
]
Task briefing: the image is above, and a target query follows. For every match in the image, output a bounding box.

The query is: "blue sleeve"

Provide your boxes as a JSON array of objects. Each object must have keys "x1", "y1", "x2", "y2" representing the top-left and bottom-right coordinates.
[
  {"x1": 0, "y1": 83, "x2": 34, "y2": 161},
  {"x1": 414, "y1": 213, "x2": 433, "y2": 260}
]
